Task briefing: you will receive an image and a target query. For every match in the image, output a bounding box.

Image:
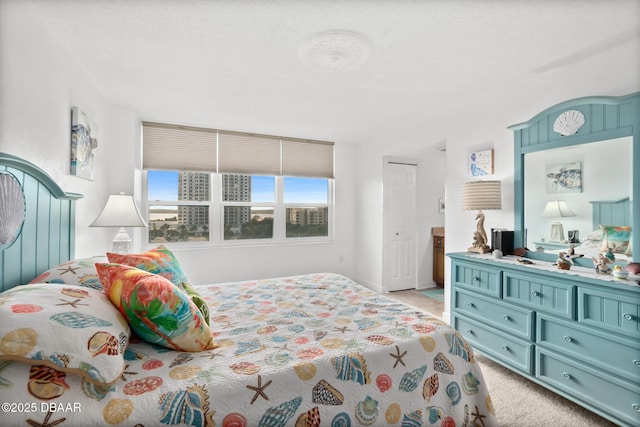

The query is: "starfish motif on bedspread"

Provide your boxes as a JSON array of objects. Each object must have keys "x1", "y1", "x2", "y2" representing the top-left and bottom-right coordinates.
[
  {"x1": 200, "y1": 350, "x2": 224, "y2": 360},
  {"x1": 56, "y1": 298, "x2": 88, "y2": 308},
  {"x1": 27, "y1": 411, "x2": 66, "y2": 427},
  {"x1": 246, "y1": 375, "x2": 272, "y2": 405},
  {"x1": 390, "y1": 345, "x2": 407, "y2": 368},
  {"x1": 120, "y1": 364, "x2": 138, "y2": 382},
  {"x1": 334, "y1": 326, "x2": 351, "y2": 334},
  {"x1": 56, "y1": 266, "x2": 80, "y2": 275},
  {"x1": 273, "y1": 343, "x2": 291, "y2": 353},
  {"x1": 471, "y1": 405, "x2": 486, "y2": 427}
]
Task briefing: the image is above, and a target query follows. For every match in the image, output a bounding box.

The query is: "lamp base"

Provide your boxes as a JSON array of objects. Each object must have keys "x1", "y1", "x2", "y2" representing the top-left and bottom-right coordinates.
[
  {"x1": 550, "y1": 221, "x2": 565, "y2": 242},
  {"x1": 467, "y1": 245, "x2": 491, "y2": 254},
  {"x1": 111, "y1": 227, "x2": 132, "y2": 254}
]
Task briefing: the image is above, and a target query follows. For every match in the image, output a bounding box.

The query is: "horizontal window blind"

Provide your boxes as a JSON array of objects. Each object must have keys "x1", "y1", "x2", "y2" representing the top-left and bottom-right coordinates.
[
  {"x1": 143, "y1": 122, "x2": 217, "y2": 172},
  {"x1": 218, "y1": 131, "x2": 281, "y2": 175},
  {"x1": 142, "y1": 122, "x2": 334, "y2": 178},
  {"x1": 282, "y1": 138, "x2": 334, "y2": 178}
]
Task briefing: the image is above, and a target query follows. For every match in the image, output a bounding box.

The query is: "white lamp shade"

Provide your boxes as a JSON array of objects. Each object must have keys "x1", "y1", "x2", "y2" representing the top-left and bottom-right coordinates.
[
  {"x1": 541, "y1": 200, "x2": 575, "y2": 218},
  {"x1": 90, "y1": 193, "x2": 147, "y2": 228},
  {"x1": 462, "y1": 181, "x2": 502, "y2": 210}
]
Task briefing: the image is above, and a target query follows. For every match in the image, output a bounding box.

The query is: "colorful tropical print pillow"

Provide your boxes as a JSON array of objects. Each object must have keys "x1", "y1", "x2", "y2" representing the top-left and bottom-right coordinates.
[
  {"x1": 106, "y1": 245, "x2": 210, "y2": 324},
  {"x1": 95, "y1": 263, "x2": 215, "y2": 352},
  {"x1": 0, "y1": 284, "x2": 130, "y2": 388},
  {"x1": 28, "y1": 257, "x2": 107, "y2": 289},
  {"x1": 599, "y1": 225, "x2": 632, "y2": 254}
]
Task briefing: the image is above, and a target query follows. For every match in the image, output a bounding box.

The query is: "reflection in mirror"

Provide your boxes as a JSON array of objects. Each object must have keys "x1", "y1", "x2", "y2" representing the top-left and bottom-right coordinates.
[{"x1": 524, "y1": 136, "x2": 632, "y2": 260}]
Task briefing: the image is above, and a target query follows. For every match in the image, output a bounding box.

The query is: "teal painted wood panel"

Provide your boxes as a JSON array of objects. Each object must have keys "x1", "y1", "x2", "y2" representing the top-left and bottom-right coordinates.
[
  {"x1": 510, "y1": 92, "x2": 640, "y2": 255},
  {"x1": 0, "y1": 153, "x2": 82, "y2": 291}
]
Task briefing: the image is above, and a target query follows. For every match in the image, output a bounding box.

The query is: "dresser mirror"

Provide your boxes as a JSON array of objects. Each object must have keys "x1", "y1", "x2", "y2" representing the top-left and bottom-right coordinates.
[
  {"x1": 524, "y1": 136, "x2": 632, "y2": 258},
  {"x1": 510, "y1": 92, "x2": 639, "y2": 266}
]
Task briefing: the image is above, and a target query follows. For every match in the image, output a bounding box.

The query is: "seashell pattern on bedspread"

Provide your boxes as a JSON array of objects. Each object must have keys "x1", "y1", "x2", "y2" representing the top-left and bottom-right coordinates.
[{"x1": 0, "y1": 273, "x2": 496, "y2": 426}]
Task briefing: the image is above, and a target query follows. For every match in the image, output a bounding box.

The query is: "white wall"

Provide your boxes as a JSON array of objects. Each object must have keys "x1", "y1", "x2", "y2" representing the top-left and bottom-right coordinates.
[
  {"x1": 0, "y1": 0, "x2": 135, "y2": 257},
  {"x1": 0, "y1": 1, "x2": 357, "y2": 284}
]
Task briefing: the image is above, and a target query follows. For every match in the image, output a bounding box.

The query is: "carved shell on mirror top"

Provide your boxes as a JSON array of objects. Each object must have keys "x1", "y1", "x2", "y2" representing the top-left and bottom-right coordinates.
[
  {"x1": 553, "y1": 110, "x2": 586, "y2": 136},
  {"x1": 0, "y1": 171, "x2": 25, "y2": 248}
]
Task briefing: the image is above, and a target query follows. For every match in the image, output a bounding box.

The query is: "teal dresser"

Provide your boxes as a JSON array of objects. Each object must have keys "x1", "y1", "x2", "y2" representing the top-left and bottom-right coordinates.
[{"x1": 448, "y1": 252, "x2": 640, "y2": 427}]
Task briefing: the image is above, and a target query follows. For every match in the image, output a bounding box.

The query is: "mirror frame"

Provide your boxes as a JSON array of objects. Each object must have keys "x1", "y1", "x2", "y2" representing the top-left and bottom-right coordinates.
[{"x1": 509, "y1": 92, "x2": 639, "y2": 264}]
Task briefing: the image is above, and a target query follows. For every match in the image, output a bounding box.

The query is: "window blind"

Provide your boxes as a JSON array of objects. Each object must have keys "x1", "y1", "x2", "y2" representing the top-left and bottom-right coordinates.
[
  {"x1": 142, "y1": 122, "x2": 334, "y2": 178},
  {"x1": 218, "y1": 131, "x2": 281, "y2": 175},
  {"x1": 142, "y1": 122, "x2": 217, "y2": 172},
  {"x1": 282, "y1": 138, "x2": 334, "y2": 178}
]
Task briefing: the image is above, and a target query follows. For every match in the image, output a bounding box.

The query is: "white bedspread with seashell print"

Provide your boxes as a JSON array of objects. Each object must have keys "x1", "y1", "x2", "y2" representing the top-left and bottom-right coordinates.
[{"x1": 0, "y1": 273, "x2": 496, "y2": 426}]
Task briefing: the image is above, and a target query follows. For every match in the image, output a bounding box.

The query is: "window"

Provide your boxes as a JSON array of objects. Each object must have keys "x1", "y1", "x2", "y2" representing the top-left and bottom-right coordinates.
[
  {"x1": 142, "y1": 122, "x2": 334, "y2": 246},
  {"x1": 146, "y1": 172, "x2": 331, "y2": 244}
]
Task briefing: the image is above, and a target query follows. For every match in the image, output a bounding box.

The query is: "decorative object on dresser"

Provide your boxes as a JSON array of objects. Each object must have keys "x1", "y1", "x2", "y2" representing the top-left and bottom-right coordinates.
[
  {"x1": 449, "y1": 252, "x2": 640, "y2": 427},
  {"x1": 90, "y1": 192, "x2": 147, "y2": 254},
  {"x1": 462, "y1": 180, "x2": 502, "y2": 254}
]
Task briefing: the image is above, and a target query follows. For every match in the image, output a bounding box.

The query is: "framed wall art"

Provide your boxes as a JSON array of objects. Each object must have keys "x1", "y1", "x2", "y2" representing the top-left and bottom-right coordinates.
[
  {"x1": 70, "y1": 106, "x2": 98, "y2": 180},
  {"x1": 545, "y1": 161, "x2": 582, "y2": 193},
  {"x1": 469, "y1": 149, "x2": 493, "y2": 176}
]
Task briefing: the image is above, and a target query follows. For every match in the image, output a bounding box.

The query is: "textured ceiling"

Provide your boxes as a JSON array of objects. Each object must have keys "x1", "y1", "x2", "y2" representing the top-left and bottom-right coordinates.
[{"x1": 26, "y1": 0, "x2": 640, "y2": 150}]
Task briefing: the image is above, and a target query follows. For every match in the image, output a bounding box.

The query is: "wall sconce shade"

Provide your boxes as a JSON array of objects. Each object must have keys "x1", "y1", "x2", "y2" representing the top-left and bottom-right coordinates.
[
  {"x1": 541, "y1": 200, "x2": 575, "y2": 242},
  {"x1": 90, "y1": 193, "x2": 147, "y2": 253},
  {"x1": 462, "y1": 180, "x2": 502, "y2": 254}
]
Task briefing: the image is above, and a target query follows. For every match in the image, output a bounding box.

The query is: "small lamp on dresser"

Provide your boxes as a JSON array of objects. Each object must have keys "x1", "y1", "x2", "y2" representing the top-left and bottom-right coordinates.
[
  {"x1": 541, "y1": 200, "x2": 575, "y2": 242},
  {"x1": 90, "y1": 193, "x2": 147, "y2": 254},
  {"x1": 462, "y1": 180, "x2": 502, "y2": 254}
]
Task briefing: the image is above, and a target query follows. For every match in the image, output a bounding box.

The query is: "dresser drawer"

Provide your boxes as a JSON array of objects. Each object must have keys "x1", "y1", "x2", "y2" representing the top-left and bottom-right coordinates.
[
  {"x1": 536, "y1": 349, "x2": 640, "y2": 427},
  {"x1": 537, "y1": 314, "x2": 640, "y2": 384},
  {"x1": 454, "y1": 289, "x2": 534, "y2": 340},
  {"x1": 454, "y1": 314, "x2": 533, "y2": 374},
  {"x1": 451, "y1": 260, "x2": 501, "y2": 298},
  {"x1": 578, "y1": 287, "x2": 640, "y2": 338},
  {"x1": 503, "y1": 272, "x2": 575, "y2": 319}
]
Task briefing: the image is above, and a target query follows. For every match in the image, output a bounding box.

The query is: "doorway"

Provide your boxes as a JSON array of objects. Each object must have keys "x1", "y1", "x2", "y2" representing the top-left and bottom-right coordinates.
[{"x1": 383, "y1": 160, "x2": 417, "y2": 292}]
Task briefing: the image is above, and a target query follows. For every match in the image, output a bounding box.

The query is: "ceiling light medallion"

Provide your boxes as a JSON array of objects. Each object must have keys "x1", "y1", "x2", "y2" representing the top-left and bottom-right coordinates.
[{"x1": 299, "y1": 30, "x2": 372, "y2": 72}]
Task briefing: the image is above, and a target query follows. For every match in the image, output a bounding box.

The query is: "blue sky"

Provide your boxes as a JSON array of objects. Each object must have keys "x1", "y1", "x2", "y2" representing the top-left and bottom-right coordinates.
[{"x1": 148, "y1": 171, "x2": 327, "y2": 203}]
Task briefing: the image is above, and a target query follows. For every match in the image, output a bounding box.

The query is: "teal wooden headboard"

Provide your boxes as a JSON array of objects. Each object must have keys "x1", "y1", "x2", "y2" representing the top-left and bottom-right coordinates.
[
  {"x1": 591, "y1": 198, "x2": 631, "y2": 230},
  {"x1": 0, "y1": 153, "x2": 83, "y2": 291}
]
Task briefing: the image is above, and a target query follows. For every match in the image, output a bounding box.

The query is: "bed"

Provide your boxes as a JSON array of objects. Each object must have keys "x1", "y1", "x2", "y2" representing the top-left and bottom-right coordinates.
[
  {"x1": 0, "y1": 153, "x2": 496, "y2": 426},
  {"x1": 570, "y1": 198, "x2": 632, "y2": 262}
]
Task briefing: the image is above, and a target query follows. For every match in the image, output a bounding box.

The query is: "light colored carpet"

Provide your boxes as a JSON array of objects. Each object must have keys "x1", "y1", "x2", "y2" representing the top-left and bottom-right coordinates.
[{"x1": 476, "y1": 354, "x2": 617, "y2": 426}]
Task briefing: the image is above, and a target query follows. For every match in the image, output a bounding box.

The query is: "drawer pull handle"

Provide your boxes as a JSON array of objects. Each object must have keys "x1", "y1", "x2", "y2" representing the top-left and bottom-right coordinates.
[
  {"x1": 466, "y1": 329, "x2": 473, "y2": 335},
  {"x1": 473, "y1": 276, "x2": 480, "y2": 282},
  {"x1": 623, "y1": 313, "x2": 633, "y2": 321},
  {"x1": 562, "y1": 372, "x2": 572, "y2": 380},
  {"x1": 467, "y1": 303, "x2": 475, "y2": 308},
  {"x1": 632, "y1": 404, "x2": 640, "y2": 413},
  {"x1": 634, "y1": 360, "x2": 640, "y2": 368},
  {"x1": 563, "y1": 336, "x2": 572, "y2": 343},
  {"x1": 531, "y1": 291, "x2": 539, "y2": 297},
  {"x1": 501, "y1": 345, "x2": 509, "y2": 351},
  {"x1": 503, "y1": 315, "x2": 510, "y2": 321}
]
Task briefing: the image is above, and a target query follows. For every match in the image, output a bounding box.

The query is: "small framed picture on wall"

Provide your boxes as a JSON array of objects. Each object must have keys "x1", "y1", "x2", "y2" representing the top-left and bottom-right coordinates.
[{"x1": 469, "y1": 149, "x2": 494, "y2": 176}]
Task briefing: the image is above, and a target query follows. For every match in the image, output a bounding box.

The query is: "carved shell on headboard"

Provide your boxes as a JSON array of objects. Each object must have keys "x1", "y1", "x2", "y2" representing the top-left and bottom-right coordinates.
[
  {"x1": 0, "y1": 172, "x2": 25, "y2": 247},
  {"x1": 553, "y1": 110, "x2": 585, "y2": 136}
]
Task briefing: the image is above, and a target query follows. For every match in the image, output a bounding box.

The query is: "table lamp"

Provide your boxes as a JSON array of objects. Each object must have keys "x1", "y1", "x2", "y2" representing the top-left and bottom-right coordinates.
[
  {"x1": 541, "y1": 200, "x2": 575, "y2": 242},
  {"x1": 90, "y1": 193, "x2": 147, "y2": 253},
  {"x1": 462, "y1": 180, "x2": 502, "y2": 253}
]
